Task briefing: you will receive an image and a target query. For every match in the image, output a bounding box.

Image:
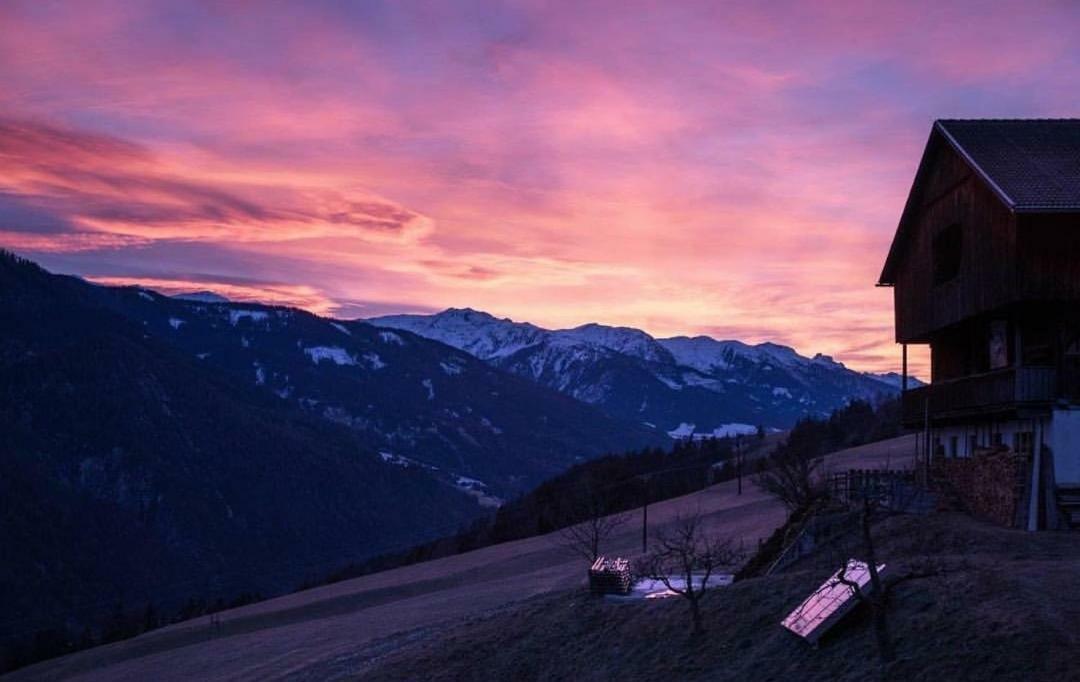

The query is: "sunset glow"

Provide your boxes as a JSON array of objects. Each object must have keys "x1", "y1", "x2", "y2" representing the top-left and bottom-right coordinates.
[{"x1": 3, "y1": 1, "x2": 1078, "y2": 376}]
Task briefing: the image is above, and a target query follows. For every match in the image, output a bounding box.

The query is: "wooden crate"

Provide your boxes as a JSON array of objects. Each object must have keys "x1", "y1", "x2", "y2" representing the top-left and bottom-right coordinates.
[{"x1": 588, "y1": 556, "x2": 632, "y2": 595}]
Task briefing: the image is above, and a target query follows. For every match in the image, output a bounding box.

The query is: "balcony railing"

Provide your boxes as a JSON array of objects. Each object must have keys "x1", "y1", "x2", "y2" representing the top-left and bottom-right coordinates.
[{"x1": 901, "y1": 366, "x2": 1057, "y2": 425}]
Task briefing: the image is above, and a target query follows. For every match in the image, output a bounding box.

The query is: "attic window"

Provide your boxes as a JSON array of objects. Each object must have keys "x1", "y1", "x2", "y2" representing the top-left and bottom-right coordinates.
[{"x1": 932, "y1": 223, "x2": 962, "y2": 285}]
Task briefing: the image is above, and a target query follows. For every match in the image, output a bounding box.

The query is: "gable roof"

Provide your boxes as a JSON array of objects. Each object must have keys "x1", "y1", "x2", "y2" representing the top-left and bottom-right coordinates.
[
  {"x1": 878, "y1": 119, "x2": 1080, "y2": 285},
  {"x1": 937, "y1": 119, "x2": 1080, "y2": 211}
]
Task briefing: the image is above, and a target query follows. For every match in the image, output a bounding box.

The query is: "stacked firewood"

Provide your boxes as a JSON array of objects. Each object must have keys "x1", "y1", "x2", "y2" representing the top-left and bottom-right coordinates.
[
  {"x1": 588, "y1": 556, "x2": 633, "y2": 595},
  {"x1": 935, "y1": 446, "x2": 1023, "y2": 527}
]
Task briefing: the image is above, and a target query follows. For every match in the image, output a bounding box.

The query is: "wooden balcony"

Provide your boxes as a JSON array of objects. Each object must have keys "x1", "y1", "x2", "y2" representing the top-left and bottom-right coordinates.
[{"x1": 901, "y1": 366, "x2": 1058, "y2": 426}]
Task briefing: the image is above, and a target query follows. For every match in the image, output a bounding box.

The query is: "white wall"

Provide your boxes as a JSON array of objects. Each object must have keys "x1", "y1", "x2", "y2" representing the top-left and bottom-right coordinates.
[
  {"x1": 930, "y1": 420, "x2": 1032, "y2": 459},
  {"x1": 1048, "y1": 409, "x2": 1080, "y2": 485},
  {"x1": 927, "y1": 411, "x2": 1080, "y2": 485}
]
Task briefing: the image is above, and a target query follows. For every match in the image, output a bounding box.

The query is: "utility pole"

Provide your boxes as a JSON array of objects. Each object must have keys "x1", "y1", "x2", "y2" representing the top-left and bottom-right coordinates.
[
  {"x1": 640, "y1": 474, "x2": 650, "y2": 553},
  {"x1": 736, "y1": 435, "x2": 744, "y2": 496},
  {"x1": 901, "y1": 343, "x2": 908, "y2": 393}
]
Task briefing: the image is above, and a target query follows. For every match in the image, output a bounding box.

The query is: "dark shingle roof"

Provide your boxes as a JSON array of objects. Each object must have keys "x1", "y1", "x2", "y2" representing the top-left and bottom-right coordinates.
[
  {"x1": 936, "y1": 119, "x2": 1080, "y2": 211},
  {"x1": 878, "y1": 119, "x2": 1080, "y2": 285}
]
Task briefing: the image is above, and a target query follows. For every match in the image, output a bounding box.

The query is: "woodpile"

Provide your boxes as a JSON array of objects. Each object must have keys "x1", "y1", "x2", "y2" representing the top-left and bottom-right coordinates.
[
  {"x1": 588, "y1": 556, "x2": 633, "y2": 595},
  {"x1": 935, "y1": 446, "x2": 1025, "y2": 527}
]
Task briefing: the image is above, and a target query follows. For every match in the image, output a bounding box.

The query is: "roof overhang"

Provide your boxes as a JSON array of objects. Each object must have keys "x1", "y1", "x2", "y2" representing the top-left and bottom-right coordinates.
[
  {"x1": 877, "y1": 126, "x2": 943, "y2": 286},
  {"x1": 878, "y1": 120, "x2": 1017, "y2": 286}
]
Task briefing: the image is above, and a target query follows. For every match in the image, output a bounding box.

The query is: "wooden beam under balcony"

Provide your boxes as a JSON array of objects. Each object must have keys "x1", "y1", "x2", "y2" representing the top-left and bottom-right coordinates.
[{"x1": 901, "y1": 366, "x2": 1057, "y2": 426}]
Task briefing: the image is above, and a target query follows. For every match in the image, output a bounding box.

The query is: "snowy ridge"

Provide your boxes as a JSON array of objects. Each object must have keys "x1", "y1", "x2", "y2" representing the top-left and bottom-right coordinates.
[
  {"x1": 172, "y1": 290, "x2": 230, "y2": 303},
  {"x1": 369, "y1": 308, "x2": 907, "y2": 432},
  {"x1": 371, "y1": 308, "x2": 546, "y2": 360},
  {"x1": 561, "y1": 323, "x2": 674, "y2": 364},
  {"x1": 304, "y1": 346, "x2": 358, "y2": 366}
]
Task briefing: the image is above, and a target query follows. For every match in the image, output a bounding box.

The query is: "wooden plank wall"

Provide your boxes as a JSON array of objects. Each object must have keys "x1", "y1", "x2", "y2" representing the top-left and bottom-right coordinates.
[
  {"x1": 1017, "y1": 213, "x2": 1080, "y2": 301},
  {"x1": 893, "y1": 142, "x2": 1018, "y2": 342}
]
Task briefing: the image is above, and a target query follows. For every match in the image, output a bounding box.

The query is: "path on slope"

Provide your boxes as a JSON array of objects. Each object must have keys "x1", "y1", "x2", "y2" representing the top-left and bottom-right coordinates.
[{"x1": 9, "y1": 434, "x2": 916, "y2": 682}]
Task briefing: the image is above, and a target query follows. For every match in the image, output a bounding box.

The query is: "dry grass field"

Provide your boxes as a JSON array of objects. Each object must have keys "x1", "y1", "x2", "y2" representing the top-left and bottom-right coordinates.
[{"x1": 8, "y1": 435, "x2": 918, "y2": 681}]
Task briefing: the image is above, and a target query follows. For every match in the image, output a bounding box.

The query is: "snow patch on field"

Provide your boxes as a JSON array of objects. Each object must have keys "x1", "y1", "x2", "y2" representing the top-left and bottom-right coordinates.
[
  {"x1": 254, "y1": 363, "x2": 266, "y2": 385},
  {"x1": 379, "y1": 331, "x2": 405, "y2": 346},
  {"x1": 607, "y1": 574, "x2": 733, "y2": 601},
  {"x1": 440, "y1": 360, "x2": 464, "y2": 376},
  {"x1": 137, "y1": 291, "x2": 154, "y2": 301},
  {"x1": 229, "y1": 309, "x2": 269, "y2": 326},
  {"x1": 380, "y1": 451, "x2": 412, "y2": 467},
  {"x1": 168, "y1": 317, "x2": 185, "y2": 330},
  {"x1": 667, "y1": 422, "x2": 696, "y2": 438},
  {"x1": 668, "y1": 422, "x2": 758, "y2": 440},
  {"x1": 772, "y1": 386, "x2": 793, "y2": 398},
  {"x1": 331, "y1": 322, "x2": 351, "y2": 336},
  {"x1": 454, "y1": 475, "x2": 503, "y2": 508},
  {"x1": 304, "y1": 346, "x2": 357, "y2": 366},
  {"x1": 712, "y1": 423, "x2": 758, "y2": 438},
  {"x1": 362, "y1": 352, "x2": 386, "y2": 370},
  {"x1": 378, "y1": 451, "x2": 440, "y2": 472},
  {"x1": 422, "y1": 378, "x2": 435, "y2": 400}
]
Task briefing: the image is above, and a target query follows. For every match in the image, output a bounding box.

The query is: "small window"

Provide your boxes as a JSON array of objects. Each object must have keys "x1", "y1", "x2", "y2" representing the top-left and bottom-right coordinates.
[
  {"x1": 969, "y1": 435, "x2": 978, "y2": 455},
  {"x1": 949, "y1": 436, "x2": 959, "y2": 458},
  {"x1": 932, "y1": 223, "x2": 962, "y2": 285}
]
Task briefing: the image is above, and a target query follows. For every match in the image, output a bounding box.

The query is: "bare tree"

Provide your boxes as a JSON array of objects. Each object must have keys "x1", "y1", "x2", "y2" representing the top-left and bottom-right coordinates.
[
  {"x1": 831, "y1": 494, "x2": 948, "y2": 664},
  {"x1": 634, "y1": 513, "x2": 742, "y2": 636},
  {"x1": 753, "y1": 445, "x2": 823, "y2": 511},
  {"x1": 557, "y1": 485, "x2": 629, "y2": 563}
]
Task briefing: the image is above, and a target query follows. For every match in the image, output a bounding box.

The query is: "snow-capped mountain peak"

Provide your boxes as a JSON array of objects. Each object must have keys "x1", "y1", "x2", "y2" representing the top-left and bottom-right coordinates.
[
  {"x1": 560, "y1": 323, "x2": 674, "y2": 364},
  {"x1": 370, "y1": 308, "x2": 902, "y2": 432},
  {"x1": 658, "y1": 336, "x2": 812, "y2": 372},
  {"x1": 370, "y1": 308, "x2": 546, "y2": 360}
]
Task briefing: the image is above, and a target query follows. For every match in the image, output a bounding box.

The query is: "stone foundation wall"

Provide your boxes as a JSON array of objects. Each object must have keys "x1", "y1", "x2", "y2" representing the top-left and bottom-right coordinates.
[{"x1": 935, "y1": 447, "x2": 1028, "y2": 527}]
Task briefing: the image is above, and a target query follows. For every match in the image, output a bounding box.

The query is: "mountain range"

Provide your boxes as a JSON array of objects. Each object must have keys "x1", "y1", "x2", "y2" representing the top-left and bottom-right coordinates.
[
  {"x1": 0, "y1": 252, "x2": 661, "y2": 654},
  {"x1": 0, "y1": 250, "x2": 908, "y2": 660},
  {"x1": 370, "y1": 308, "x2": 906, "y2": 437},
  {"x1": 94, "y1": 290, "x2": 663, "y2": 499}
]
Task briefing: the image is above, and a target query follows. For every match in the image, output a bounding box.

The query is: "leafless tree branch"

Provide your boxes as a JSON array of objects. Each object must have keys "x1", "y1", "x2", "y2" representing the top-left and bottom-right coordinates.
[
  {"x1": 633, "y1": 513, "x2": 742, "y2": 636},
  {"x1": 753, "y1": 446, "x2": 823, "y2": 511},
  {"x1": 556, "y1": 481, "x2": 629, "y2": 563}
]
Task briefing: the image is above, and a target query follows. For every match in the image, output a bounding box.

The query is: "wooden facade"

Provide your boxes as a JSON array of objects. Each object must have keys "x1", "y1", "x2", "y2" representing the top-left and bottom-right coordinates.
[
  {"x1": 885, "y1": 138, "x2": 1019, "y2": 344},
  {"x1": 881, "y1": 120, "x2": 1080, "y2": 428}
]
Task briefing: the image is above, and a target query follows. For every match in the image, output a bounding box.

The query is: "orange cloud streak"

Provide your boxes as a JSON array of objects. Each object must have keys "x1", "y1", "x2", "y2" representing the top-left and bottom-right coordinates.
[
  {"x1": 2, "y1": 1, "x2": 1078, "y2": 379},
  {"x1": 87, "y1": 275, "x2": 340, "y2": 317}
]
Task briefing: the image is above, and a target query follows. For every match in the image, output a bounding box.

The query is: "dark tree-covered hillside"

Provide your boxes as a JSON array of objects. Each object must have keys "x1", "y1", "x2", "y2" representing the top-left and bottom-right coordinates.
[{"x1": 0, "y1": 252, "x2": 484, "y2": 671}]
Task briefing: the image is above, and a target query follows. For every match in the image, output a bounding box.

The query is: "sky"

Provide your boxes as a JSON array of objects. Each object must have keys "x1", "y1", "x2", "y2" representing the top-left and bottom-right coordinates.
[{"x1": 2, "y1": 1, "x2": 1078, "y2": 376}]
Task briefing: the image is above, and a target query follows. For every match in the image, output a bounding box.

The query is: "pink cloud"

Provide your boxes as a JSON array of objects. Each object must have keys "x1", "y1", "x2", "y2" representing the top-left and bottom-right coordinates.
[
  {"x1": 0, "y1": 117, "x2": 432, "y2": 243},
  {"x1": 87, "y1": 274, "x2": 340, "y2": 316},
  {"x1": 1, "y1": 0, "x2": 1076, "y2": 377}
]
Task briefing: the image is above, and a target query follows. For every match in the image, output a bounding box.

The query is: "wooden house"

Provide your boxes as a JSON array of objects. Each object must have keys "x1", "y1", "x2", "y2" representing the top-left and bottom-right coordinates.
[{"x1": 879, "y1": 119, "x2": 1080, "y2": 530}]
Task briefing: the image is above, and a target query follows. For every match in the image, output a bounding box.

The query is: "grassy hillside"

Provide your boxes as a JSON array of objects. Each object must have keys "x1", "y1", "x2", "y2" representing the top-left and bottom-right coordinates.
[
  {"x1": 326, "y1": 397, "x2": 902, "y2": 585},
  {"x1": 358, "y1": 513, "x2": 1080, "y2": 682},
  {"x1": 6, "y1": 437, "x2": 918, "y2": 681}
]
